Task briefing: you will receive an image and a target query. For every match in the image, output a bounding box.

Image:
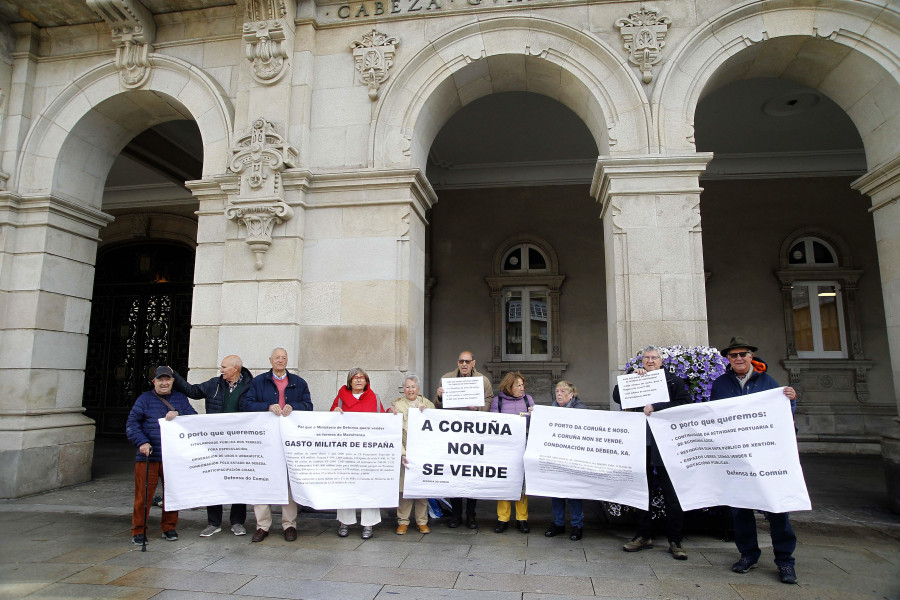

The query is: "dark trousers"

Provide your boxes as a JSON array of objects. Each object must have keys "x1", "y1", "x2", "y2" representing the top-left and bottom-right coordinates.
[
  {"x1": 732, "y1": 508, "x2": 796, "y2": 567},
  {"x1": 450, "y1": 497, "x2": 477, "y2": 520},
  {"x1": 207, "y1": 503, "x2": 247, "y2": 527},
  {"x1": 634, "y1": 459, "x2": 684, "y2": 543}
]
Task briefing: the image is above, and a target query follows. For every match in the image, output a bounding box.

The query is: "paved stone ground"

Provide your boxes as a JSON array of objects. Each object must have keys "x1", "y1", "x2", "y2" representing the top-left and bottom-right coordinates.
[{"x1": 1, "y1": 440, "x2": 898, "y2": 600}]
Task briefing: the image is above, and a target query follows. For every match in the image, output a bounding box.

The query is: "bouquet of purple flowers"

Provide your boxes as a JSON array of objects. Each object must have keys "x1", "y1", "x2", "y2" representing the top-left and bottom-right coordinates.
[{"x1": 623, "y1": 345, "x2": 728, "y2": 403}]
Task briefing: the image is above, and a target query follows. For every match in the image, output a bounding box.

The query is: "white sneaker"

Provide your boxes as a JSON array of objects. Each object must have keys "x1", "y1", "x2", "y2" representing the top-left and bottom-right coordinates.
[
  {"x1": 231, "y1": 523, "x2": 247, "y2": 536},
  {"x1": 200, "y1": 525, "x2": 221, "y2": 537}
]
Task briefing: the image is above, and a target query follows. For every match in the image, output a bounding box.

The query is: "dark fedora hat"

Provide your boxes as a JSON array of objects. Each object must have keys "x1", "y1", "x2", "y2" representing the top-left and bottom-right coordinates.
[{"x1": 719, "y1": 336, "x2": 758, "y2": 356}]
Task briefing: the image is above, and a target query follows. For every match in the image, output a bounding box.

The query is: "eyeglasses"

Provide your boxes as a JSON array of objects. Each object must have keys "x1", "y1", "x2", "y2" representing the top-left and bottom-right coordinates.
[
  {"x1": 457, "y1": 359, "x2": 473, "y2": 364},
  {"x1": 727, "y1": 351, "x2": 752, "y2": 359},
  {"x1": 642, "y1": 355, "x2": 661, "y2": 361},
  {"x1": 351, "y1": 375, "x2": 367, "y2": 379}
]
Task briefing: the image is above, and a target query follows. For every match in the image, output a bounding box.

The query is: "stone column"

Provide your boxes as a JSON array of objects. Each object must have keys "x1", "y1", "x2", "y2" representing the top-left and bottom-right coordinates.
[
  {"x1": 296, "y1": 169, "x2": 435, "y2": 402},
  {"x1": 0, "y1": 193, "x2": 113, "y2": 497},
  {"x1": 182, "y1": 0, "x2": 307, "y2": 383},
  {"x1": 853, "y1": 156, "x2": 900, "y2": 414},
  {"x1": 591, "y1": 154, "x2": 712, "y2": 400}
]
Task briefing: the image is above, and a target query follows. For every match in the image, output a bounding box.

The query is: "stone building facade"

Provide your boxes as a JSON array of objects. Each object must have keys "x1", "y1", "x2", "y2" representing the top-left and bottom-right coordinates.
[{"x1": 0, "y1": 0, "x2": 898, "y2": 497}]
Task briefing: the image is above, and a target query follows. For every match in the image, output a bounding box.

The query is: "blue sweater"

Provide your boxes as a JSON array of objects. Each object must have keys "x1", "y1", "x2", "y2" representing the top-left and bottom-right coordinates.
[
  {"x1": 709, "y1": 357, "x2": 796, "y2": 412},
  {"x1": 125, "y1": 390, "x2": 197, "y2": 462}
]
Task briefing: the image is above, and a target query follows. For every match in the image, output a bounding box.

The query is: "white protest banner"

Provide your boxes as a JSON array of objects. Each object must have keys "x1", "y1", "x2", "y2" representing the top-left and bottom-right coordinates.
[
  {"x1": 440, "y1": 377, "x2": 485, "y2": 409},
  {"x1": 647, "y1": 388, "x2": 811, "y2": 513},
  {"x1": 524, "y1": 406, "x2": 648, "y2": 508},
  {"x1": 281, "y1": 411, "x2": 403, "y2": 510},
  {"x1": 616, "y1": 369, "x2": 668, "y2": 410},
  {"x1": 159, "y1": 412, "x2": 288, "y2": 511},
  {"x1": 403, "y1": 409, "x2": 526, "y2": 500}
]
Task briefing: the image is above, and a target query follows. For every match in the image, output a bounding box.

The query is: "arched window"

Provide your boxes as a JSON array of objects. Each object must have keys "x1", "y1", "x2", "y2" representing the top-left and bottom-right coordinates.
[
  {"x1": 786, "y1": 237, "x2": 845, "y2": 358},
  {"x1": 776, "y1": 230, "x2": 872, "y2": 405},
  {"x1": 484, "y1": 237, "x2": 567, "y2": 388},
  {"x1": 498, "y1": 243, "x2": 552, "y2": 358},
  {"x1": 787, "y1": 236, "x2": 837, "y2": 267},
  {"x1": 501, "y1": 243, "x2": 550, "y2": 273}
]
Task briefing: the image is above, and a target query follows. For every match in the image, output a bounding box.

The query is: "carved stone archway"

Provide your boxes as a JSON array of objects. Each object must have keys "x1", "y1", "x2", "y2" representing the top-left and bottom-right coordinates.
[{"x1": 371, "y1": 15, "x2": 650, "y2": 171}]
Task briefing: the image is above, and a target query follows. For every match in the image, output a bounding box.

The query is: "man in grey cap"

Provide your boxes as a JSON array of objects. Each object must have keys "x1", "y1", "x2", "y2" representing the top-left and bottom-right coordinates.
[
  {"x1": 710, "y1": 336, "x2": 799, "y2": 584},
  {"x1": 172, "y1": 355, "x2": 253, "y2": 537}
]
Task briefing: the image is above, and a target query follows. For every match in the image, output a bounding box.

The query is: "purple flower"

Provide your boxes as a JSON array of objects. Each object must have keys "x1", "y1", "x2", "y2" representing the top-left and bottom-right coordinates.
[{"x1": 620, "y1": 345, "x2": 728, "y2": 402}]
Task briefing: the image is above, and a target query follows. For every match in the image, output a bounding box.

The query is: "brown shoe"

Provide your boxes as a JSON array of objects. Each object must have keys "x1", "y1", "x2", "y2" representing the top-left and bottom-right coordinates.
[
  {"x1": 284, "y1": 527, "x2": 297, "y2": 542},
  {"x1": 251, "y1": 528, "x2": 268, "y2": 543},
  {"x1": 396, "y1": 524, "x2": 408, "y2": 535},
  {"x1": 417, "y1": 524, "x2": 431, "y2": 534}
]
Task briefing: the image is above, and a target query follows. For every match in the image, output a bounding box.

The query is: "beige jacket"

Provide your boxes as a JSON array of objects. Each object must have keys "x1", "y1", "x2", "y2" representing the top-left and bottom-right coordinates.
[{"x1": 391, "y1": 394, "x2": 435, "y2": 456}]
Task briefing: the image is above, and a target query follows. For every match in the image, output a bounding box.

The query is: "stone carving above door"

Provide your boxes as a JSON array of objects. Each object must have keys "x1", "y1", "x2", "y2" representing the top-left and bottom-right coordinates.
[
  {"x1": 244, "y1": 0, "x2": 292, "y2": 85},
  {"x1": 615, "y1": 7, "x2": 671, "y2": 84},
  {"x1": 86, "y1": 0, "x2": 156, "y2": 88},
  {"x1": 225, "y1": 118, "x2": 298, "y2": 269},
  {"x1": 352, "y1": 29, "x2": 399, "y2": 100}
]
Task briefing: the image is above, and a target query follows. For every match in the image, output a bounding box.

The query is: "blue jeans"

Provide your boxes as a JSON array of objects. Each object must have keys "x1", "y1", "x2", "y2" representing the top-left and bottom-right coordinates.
[
  {"x1": 732, "y1": 508, "x2": 796, "y2": 567},
  {"x1": 551, "y1": 498, "x2": 583, "y2": 528}
]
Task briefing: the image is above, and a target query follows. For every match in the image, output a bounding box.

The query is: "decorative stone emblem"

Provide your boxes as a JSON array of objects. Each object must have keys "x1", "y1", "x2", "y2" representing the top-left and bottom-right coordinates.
[
  {"x1": 352, "y1": 29, "x2": 399, "y2": 100},
  {"x1": 615, "y1": 7, "x2": 671, "y2": 84},
  {"x1": 225, "y1": 118, "x2": 299, "y2": 269},
  {"x1": 243, "y1": 0, "x2": 291, "y2": 84},
  {"x1": 86, "y1": 0, "x2": 156, "y2": 88}
]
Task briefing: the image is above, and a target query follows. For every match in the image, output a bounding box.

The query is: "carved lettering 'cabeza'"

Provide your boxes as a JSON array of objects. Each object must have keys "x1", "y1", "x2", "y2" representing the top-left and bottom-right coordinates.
[{"x1": 337, "y1": 0, "x2": 513, "y2": 19}]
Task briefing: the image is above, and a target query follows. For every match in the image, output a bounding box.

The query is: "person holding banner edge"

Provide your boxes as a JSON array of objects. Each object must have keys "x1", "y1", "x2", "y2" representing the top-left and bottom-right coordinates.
[
  {"x1": 126, "y1": 365, "x2": 197, "y2": 545},
  {"x1": 330, "y1": 367, "x2": 387, "y2": 539},
  {"x1": 489, "y1": 371, "x2": 534, "y2": 534},
  {"x1": 242, "y1": 347, "x2": 313, "y2": 543},
  {"x1": 613, "y1": 345, "x2": 690, "y2": 560},
  {"x1": 434, "y1": 350, "x2": 493, "y2": 529},
  {"x1": 709, "y1": 336, "x2": 799, "y2": 584},
  {"x1": 171, "y1": 355, "x2": 253, "y2": 537},
  {"x1": 388, "y1": 374, "x2": 435, "y2": 535},
  {"x1": 544, "y1": 380, "x2": 589, "y2": 541}
]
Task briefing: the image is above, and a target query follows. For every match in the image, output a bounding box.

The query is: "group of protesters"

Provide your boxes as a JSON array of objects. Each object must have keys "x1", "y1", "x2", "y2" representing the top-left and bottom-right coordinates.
[{"x1": 126, "y1": 336, "x2": 801, "y2": 585}]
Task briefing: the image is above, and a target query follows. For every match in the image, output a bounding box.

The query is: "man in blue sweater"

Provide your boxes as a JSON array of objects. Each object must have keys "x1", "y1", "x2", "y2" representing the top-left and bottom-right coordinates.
[
  {"x1": 242, "y1": 348, "x2": 313, "y2": 543},
  {"x1": 709, "y1": 336, "x2": 799, "y2": 584},
  {"x1": 126, "y1": 366, "x2": 197, "y2": 545}
]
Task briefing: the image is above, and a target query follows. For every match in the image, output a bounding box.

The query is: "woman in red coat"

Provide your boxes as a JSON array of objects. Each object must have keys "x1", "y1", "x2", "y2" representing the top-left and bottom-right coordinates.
[{"x1": 330, "y1": 367, "x2": 385, "y2": 539}]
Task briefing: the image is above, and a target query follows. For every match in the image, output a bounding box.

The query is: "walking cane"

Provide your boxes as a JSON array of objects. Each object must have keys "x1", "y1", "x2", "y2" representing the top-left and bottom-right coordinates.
[{"x1": 142, "y1": 447, "x2": 151, "y2": 552}]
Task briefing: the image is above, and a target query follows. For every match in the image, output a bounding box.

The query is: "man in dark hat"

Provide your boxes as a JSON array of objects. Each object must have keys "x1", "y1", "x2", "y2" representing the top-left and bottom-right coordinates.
[
  {"x1": 710, "y1": 336, "x2": 799, "y2": 584},
  {"x1": 125, "y1": 366, "x2": 197, "y2": 545}
]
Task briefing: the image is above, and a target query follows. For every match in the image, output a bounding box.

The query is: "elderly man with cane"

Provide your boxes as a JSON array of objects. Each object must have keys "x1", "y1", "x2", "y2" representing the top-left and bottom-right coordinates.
[{"x1": 126, "y1": 366, "x2": 197, "y2": 546}]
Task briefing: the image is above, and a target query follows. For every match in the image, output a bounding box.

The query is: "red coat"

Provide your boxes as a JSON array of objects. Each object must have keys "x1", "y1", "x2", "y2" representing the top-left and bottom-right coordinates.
[{"x1": 329, "y1": 386, "x2": 384, "y2": 413}]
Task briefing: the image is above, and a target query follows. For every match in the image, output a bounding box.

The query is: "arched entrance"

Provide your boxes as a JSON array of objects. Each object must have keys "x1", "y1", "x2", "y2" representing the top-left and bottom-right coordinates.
[
  {"x1": 425, "y1": 90, "x2": 605, "y2": 400},
  {"x1": 688, "y1": 38, "x2": 897, "y2": 449},
  {"x1": 652, "y1": 1, "x2": 900, "y2": 427},
  {"x1": 84, "y1": 242, "x2": 194, "y2": 437},
  {"x1": 0, "y1": 55, "x2": 231, "y2": 497}
]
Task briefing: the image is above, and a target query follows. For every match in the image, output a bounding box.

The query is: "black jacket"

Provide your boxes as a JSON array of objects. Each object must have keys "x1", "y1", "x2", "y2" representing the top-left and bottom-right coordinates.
[
  {"x1": 172, "y1": 367, "x2": 254, "y2": 414},
  {"x1": 612, "y1": 368, "x2": 690, "y2": 465}
]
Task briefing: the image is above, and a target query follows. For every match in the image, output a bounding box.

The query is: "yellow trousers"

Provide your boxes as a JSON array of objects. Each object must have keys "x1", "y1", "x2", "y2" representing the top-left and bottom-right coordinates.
[{"x1": 496, "y1": 495, "x2": 528, "y2": 522}]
